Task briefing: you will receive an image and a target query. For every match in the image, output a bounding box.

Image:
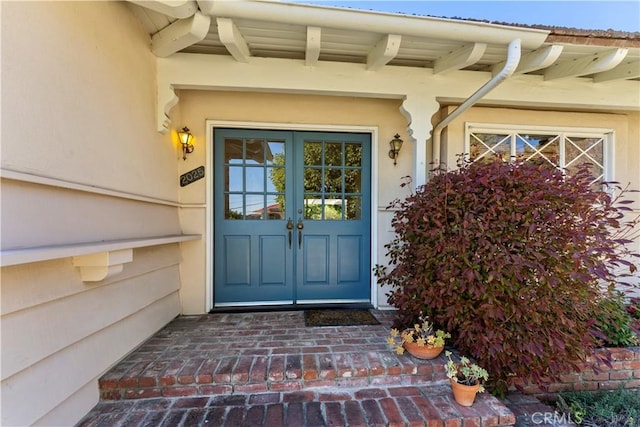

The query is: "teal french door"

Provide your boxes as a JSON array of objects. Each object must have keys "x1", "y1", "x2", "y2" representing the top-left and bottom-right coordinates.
[{"x1": 214, "y1": 128, "x2": 371, "y2": 306}]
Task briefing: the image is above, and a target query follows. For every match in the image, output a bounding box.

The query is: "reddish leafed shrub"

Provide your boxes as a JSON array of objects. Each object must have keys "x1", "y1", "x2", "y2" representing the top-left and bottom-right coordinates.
[{"x1": 376, "y1": 158, "x2": 639, "y2": 395}]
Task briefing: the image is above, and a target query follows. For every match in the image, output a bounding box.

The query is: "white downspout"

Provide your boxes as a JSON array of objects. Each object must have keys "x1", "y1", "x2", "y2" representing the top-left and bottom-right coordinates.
[{"x1": 432, "y1": 38, "x2": 522, "y2": 169}]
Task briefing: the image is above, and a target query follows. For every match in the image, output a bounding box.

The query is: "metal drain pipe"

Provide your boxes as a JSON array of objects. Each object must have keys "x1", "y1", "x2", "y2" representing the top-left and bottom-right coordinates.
[{"x1": 431, "y1": 38, "x2": 522, "y2": 170}]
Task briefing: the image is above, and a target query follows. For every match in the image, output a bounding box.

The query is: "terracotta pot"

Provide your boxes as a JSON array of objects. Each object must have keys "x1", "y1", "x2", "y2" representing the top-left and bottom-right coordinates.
[
  {"x1": 449, "y1": 378, "x2": 480, "y2": 406},
  {"x1": 402, "y1": 341, "x2": 444, "y2": 359}
]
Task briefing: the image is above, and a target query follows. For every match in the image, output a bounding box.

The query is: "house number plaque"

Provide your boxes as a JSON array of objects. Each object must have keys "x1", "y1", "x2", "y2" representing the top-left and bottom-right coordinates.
[{"x1": 180, "y1": 166, "x2": 205, "y2": 187}]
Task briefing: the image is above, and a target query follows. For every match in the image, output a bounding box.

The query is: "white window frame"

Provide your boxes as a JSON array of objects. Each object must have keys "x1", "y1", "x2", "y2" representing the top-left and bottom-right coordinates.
[{"x1": 464, "y1": 123, "x2": 615, "y2": 183}]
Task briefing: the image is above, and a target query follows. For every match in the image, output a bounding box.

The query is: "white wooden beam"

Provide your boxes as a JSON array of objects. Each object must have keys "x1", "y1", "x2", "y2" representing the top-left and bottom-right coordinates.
[
  {"x1": 593, "y1": 60, "x2": 640, "y2": 83},
  {"x1": 366, "y1": 34, "x2": 401, "y2": 71},
  {"x1": 493, "y1": 44, "x2": 563, "y2": 75},
  {"x1": 128, "y1": 0, "x2": 198, "y2": 19},
  {"x1": 306, "y1": 26, "x2": 321, "y2": 66},
  {"x1": 544, "y1": 48, "x2": 628, "y2": 81},
  {"x1": 151, "y1": 12, "x2": 211, "y2": 57},
  {"x1": 433, "y1": 43, "x2": 487, "y2": 74},
  {"x1": 217, "y1": 17, "x2": 251, "y2": 63}
]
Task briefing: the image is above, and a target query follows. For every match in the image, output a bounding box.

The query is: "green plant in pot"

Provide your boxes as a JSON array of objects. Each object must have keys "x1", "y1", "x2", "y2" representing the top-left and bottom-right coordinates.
[
  {"x1": 444, "y1": 351, "x2": 488, "y2": 406},
  {"x1": 387, "y1": 314, "x2": 450, "y2": 359}
]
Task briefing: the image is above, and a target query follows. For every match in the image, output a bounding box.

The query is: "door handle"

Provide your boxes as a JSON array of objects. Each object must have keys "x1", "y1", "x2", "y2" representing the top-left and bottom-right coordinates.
[
  {"x1": 286, "y1": 218, "x2": 294, "y2": 249},
  {"x1": 296, "y1": 218, "x2": 304, "y2": 249}
]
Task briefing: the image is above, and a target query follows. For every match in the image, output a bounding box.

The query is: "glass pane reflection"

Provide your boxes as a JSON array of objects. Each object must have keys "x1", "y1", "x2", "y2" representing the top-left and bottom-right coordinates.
[
  {"x1": 304, "y1": 142, "x2": 323, "y2": 166},
  {"x1": 225, "y1": 194, "x2": 243, "y2": 220},
  {"x1": 345, "y1": 143, "x2": 362, "y2": 167},
  {"x1": 345, "y1": 196, "x2": 362, "y2": 220},
  {"x1": 224, "y1": 139, "x2": 243, "y2": 164},
  {"x1": 304, "y1": 195, "x2": 323, "y2": 220},
  {"x1": 245, "y1": 167, "x2": 264, "y2": 192},
  {"x1": 345, "y1": 169, "x2": 361, "y2": 193},
  {"x1": 267, "y1": 141, "x2": 285, "y2": 166},
  {"x1": 226, "y1": 166, "x2": 243, "y2": 192},
  {"x1": 266, "y1": 195, "x2": 285, "y2": 220},
  {"x1": 245, "y1": 139, "x2": 266, "y2": 165},
  {"x1": 325, "y1": 142, "x2": 342, "y2": 166},
  {"x1": 245, "y1": 194, "x2": 264, "y2": 220},
  {"x1": 267, "y1": 167, "x2": 285, "y2": 193},
  {"x1": 324, "y1": 169, "x2": 342, "y2": 193},
  {"x1": 304, "y1": 168, "x2": 322, "y2": 192},
  {"x1": 323, "y1": 197, "x2": 343, "y2": 220}
]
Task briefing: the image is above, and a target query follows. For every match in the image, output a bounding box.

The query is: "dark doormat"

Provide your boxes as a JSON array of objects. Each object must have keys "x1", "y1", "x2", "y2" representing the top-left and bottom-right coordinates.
[{"x1": 304, "y1": 309, "x2": 380, "y2": 327}]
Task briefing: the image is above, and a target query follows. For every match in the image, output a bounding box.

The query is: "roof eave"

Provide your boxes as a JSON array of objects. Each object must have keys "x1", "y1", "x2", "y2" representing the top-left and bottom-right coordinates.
[{"x1": 197, "y1": 0, "x2": 550, "y2": 49}]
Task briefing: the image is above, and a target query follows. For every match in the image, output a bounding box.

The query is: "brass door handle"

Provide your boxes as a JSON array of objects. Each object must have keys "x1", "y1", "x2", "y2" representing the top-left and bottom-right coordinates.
[
  {"x1": 286, "y1": 218, "x2": 294, "y2": 249},
  {"x1": 297, "y1": 219, "x2": 303, "y2": 249}
]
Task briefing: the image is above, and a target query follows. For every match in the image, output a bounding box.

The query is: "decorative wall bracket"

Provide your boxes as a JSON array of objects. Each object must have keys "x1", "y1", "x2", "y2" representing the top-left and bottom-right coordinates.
[{"x1": 72, "y1": 249, "x2": 133, "y2": 282}]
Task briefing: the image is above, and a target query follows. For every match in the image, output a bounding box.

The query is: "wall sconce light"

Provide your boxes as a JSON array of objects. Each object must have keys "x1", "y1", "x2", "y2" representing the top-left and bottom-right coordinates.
[
  {"x1": 388, "y1": 133, "x2": 403, "y2": 166},
  {"x1": 178, "y1": 127, "x2": 194, "y2": 160}
]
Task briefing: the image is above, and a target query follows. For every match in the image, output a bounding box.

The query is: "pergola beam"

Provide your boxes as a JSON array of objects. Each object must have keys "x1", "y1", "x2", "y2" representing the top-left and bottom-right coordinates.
[
  {"x1": 366, "y1": 34, "x2": 401, "y2": 71},
  {"x1": 128, "y1": 0, "x2": 198, "y2": 19},
  {"x1": 433, "y1": 43, "x2": 487, "y2": 74},
  {"x1": 593, "y1": 60, "x2": 640, "y2": 83},
  {"x1": 305, "y1": 26, "x2": 321, "y2": 66},
  {"x1": 544, "y1": 48, "x2": 628, "y2": 81},
  {"x1": 493, "y1": 44, "x2": 563, "y2": 75},
  {"x1": 217, "y1": 17, "x2": 251, "y2": 62},
  {"x1": 151, "y1": 12, "x2": 211, "y2": 57}
]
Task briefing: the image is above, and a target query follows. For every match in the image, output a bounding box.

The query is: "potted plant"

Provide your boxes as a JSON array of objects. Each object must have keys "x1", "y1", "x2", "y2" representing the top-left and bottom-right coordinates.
[
  {"x1": 444, "y1": 351, "x2": 489, "y2": 406},
  {"x1": 387, "y1": 314, "x2": 450, "y2": 359}
]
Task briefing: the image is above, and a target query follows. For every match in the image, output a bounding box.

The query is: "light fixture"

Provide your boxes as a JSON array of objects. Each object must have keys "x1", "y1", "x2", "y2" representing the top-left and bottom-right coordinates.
[
  {"x1": 178, "y1": 127, "x2": 194, "y2": 160},
  {"x1": 388, "y1": 133, "x2": 403, "y2": 166}
]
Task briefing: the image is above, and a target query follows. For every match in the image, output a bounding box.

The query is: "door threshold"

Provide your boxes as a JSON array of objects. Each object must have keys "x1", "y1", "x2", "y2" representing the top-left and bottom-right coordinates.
[{"x1": 209, "y1": 302, "x2": 374, "y2": 314}]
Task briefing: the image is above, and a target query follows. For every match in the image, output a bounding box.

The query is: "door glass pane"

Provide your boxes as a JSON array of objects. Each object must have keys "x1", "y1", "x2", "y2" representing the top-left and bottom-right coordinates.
[
  {"x1": 267, "y1": 167, "x2": 284, "y2": 193},
  {"x1": 324, "y1": 197, "x2": 344, "y2": 220},
  {"x1": 345, "y1": 143, "x2": 362, "y2": 167},
  {"x1": 345, "y1": 196, "x2": 362, "y2": 220},
  {"x1": 324, "y1": 169, "x2": 343, "y2": 193},
  {"x1": 266, "y1": 194, "x2": 285, "y2": 220},
  {"x1": 345, "y1": 169, "x2": 361, "y2": 193},
  {"x1": 226, "y1": 166, "x2": 243, "y2": 192},
  {"x1": 224, "y1": 139, "x2": 244, "y2": 164},
  {"x1": 246, "y1": 139, "x2": 266, "y2": 165},
  {"x1": 245, "y1": 194, "x2": 264, "y2": 220},
  {"x1": 304, "y1": 195, "x2": 323, "y2": 220},
  {"x1": 267, "y1": 141, "x2": 285, "y2": 166},
  {"x1": 325, "y1": 142, "x2": 343, "y2": 166},
  {"x1": 304, "y1": 142, "x2": 323, "y2": 165},
  {"x1": 246, "y1": 167, "x2": 264, "y2": 192},
  {"x1": 304, "y1": 168, "x2": 322, "y2": 192},
  {"x1": 225, "y1": 194, "x2": 243, "y2": 220}
]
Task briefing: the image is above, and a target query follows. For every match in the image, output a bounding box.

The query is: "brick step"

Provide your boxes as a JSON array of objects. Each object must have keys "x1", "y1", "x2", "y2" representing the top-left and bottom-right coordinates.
[
  {"x1": 84, "y1": 384, "x2": 516, "y2": 426},
  {"x1": 88, "y1": 312, "x2": 516, "y2": 426},
  {"x1": 99, "y1": 350, "x2": 450, "y2": 400}
]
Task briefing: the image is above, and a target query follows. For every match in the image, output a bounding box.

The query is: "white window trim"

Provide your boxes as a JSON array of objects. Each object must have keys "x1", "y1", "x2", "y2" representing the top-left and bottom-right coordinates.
[{"x1": 464, "y1": 123, "x2": 615, "y2": 182}]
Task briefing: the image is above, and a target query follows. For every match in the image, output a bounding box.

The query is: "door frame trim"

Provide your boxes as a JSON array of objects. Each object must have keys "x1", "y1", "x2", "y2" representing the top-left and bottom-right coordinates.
[{"x1": 205, "y1": 120, "x2": 379, "y2": 312}]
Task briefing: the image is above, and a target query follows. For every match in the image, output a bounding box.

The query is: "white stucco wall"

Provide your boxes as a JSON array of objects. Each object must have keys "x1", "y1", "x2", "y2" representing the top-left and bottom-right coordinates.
[{"x1": 1, "y1": 2, "x2": 184, "y2": 425}]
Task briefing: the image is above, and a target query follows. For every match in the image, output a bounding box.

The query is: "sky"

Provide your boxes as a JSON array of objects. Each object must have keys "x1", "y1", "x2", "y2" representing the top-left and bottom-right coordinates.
[{"x1": 292, "y1": 1, "x2": 640, "y2": 32}]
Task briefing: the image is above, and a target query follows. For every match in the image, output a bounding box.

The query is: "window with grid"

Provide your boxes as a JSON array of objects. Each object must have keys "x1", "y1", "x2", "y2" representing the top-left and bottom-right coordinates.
[{"x1": 465, "y1": 124, "x2": 613, "y2": 185}]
